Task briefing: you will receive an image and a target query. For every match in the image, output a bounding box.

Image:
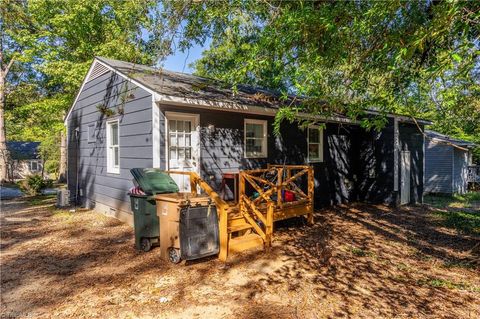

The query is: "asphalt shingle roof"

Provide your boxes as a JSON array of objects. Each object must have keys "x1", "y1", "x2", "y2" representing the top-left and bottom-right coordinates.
[
  {"x1": 426, "y1": 130, "x2": 475, "y2": 148},
  {"x1": 97, "y1": 57, "x2": 296, "y2": 109}
]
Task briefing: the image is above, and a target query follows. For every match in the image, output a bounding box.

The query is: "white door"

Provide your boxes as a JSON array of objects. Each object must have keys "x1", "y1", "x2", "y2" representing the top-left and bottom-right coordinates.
[
  {"x1": 166, "y1": 112, "x2": 200, "y2": 192},
  {"x1": 400, "y1": 151, "x2": 411, "y2": 205}
]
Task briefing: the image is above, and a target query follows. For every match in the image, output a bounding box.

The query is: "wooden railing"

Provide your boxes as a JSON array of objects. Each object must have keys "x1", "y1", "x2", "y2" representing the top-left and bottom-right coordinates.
[
  {"x1": 238, "y1": 165, "x2": 314, "y2": 248},
  {"x1": 166, "y1": 165, "x2": 314, "y2": 261}
]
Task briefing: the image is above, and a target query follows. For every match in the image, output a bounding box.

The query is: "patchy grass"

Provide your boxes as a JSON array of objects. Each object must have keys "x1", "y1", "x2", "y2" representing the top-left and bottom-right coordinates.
[
  {"x1": 442, "y1": 260, "x2": 477, "y2": 270},
  {"x1": 418, "y1": 277, "x2": 480, "y2": 292},
  {"x1": 347, "y1": 246, "x2": 376, "y2": 258},
  {"x1": 26, "y1": 194, "x2": 56, "y2": 206},
  {"x1": 424, "y1": 192, "x2": 480, "y2": 209},
  {"x1": 431, "y1": 210, "x2": 480, "y2": 235}
]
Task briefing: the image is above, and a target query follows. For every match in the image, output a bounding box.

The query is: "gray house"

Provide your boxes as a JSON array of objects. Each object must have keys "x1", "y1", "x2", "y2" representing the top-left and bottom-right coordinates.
[
  {"x1": 425, "y1": 130, "x2": 475, "y2": 194},
  {"x1": 65, "y1": 57, "x2": 428, "y2": 225},
  {"x1": 5, "y1": 141, "x2": 44, "y2": 181}
]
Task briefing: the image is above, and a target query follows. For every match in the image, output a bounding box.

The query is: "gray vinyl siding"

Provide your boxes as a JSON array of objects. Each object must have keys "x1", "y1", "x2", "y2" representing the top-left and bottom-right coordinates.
[
  {"x1": 425, "y1": 141, "x2": 453, "y2": 193},
  {"x1": 67, "y1": 70, "x2": 153, "y2": 215},
  {"x1": 453, "y1": 148, "x2": 468, "y2": 194}
]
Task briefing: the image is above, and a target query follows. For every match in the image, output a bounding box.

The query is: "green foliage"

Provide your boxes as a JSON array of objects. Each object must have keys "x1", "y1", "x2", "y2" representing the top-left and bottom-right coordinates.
[
  {"x1": 164, "y1": 1, "x2": 479, "y2": 153},
  {"x1": 4, "y1": 0, "x2": 168, "y2": 172},
  {"x1": 19, "y1": 174, "x2": 53, "y2": 196}
]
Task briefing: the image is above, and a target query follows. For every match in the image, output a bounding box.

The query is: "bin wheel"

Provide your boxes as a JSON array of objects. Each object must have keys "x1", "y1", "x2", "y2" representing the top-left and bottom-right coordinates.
[
  {"x1": 168, "y1": 248, "x2": 181, "y2": 264},
  {"x1": 140, "y1": 238, "x2": 152, "y2": 252}
]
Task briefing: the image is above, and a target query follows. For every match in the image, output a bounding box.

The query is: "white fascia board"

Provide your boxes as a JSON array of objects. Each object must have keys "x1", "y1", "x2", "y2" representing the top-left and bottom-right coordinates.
[
  {"x1": 157, "y1": 94, "x2": 277, "y2": 116},
  {"x1": 64, "y1": 58, "x2": 158, "y2": 125},
  {"x1": 156, "y1": 94, "x2": 358, "y2": 124}
]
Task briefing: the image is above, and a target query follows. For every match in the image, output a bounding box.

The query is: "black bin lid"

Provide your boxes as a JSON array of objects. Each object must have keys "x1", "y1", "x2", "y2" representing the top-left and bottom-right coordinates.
[{"x1": 130, "y1": 168, "x2": 179, "y2": 195}]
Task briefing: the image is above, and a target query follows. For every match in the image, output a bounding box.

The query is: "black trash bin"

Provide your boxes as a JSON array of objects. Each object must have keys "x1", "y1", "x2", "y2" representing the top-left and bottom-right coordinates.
[{"x1": 129, "y1": 168, "x2": 179, "y2": 251}]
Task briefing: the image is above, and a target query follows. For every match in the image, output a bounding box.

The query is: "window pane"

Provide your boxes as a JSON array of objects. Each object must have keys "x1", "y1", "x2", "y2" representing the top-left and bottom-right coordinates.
[
  {"x1": 169, "y1": 133, "x2": 177, "y2": 147},
  {"x1": 185, "y1": 148, "x2": 191, "y2": 159},
  {"x1": 246, "y1": 123, "x2": 263, "y2": 138},
  {"x1": 309, "y1": 128, "x2": 319, "y2": 143},
  {"x1": 177, "y1": 120, "x2": 184, "y2": 132},
  {"x1": 246, "y1": 138, "x2": 263, "y2": 154},
  {"x1": 170, "y1": 148, "x2": 176, "y2": 160},
  {"x1": 309, "y1": 144, "x2": 319, "y2": 159},
  {"x1": 169, "y1": 120, "x2": 176, "y2": 132},
  {"x1": 185, "y1": 134, "x2": 191, "y2": 147},
  {"x1": 178, "y1": 133, "x2": 185, "y2": 147},
  {"x1": 178, "y1": 148, "x2": 185, "y2": 159},
  {"x1": 111, "y1": 123, "x2": 118, "y2": 145},
  {"x1": 184, "y1": 121, "x2": 191, "y2": 132},
  {"x1": 113, "y1": 147, "x2": 119, "y2": 166}
]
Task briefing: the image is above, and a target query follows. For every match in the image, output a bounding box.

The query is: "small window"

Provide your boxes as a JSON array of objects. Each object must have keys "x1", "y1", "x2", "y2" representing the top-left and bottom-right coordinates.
[
  {"x1": 307, "y1": 126, "x2": 323, "y2": 162},
  {"x1": 87, "y1": 124, "x2": 95, "y2": 143},
  {"x1": 107, "y1": 120, "x2": 120, "y2": 174},
  {"x1": 244, "y1": 119, "x2": 268, "y2": 158},
  {"x1": 29, "y1": 160, "x2": 40, "y2": 172}
]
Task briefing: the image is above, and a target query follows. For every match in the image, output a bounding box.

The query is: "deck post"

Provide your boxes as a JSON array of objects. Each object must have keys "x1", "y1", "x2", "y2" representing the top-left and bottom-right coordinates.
[
  {"x1": 218, "y1": 205, "x2": 228, "y2": 262},
  {"x1": 276, "y1": 167, "x2": 283, "y2": 208},
  {"x1": 265, "y1": 201, "x2": 274, "y2": 249},
  {"x1": 307, "y1": 166, "x2": 314, "y2": 225},
  {"x1": 189, "y1": 173, "x2": 198, "y2": 195}
]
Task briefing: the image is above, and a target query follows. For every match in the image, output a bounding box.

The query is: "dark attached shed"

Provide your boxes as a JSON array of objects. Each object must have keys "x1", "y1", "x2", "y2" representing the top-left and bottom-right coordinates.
[{"x1": 65, "y1": 57, "x2": 428, "y2": 225}]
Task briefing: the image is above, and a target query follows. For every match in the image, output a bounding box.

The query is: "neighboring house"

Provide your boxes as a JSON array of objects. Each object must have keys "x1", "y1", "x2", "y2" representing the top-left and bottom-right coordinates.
[
  {"x1": 425, "y1": 130, "x2": 475, "y2": 194},
  {"x1": 65, "y1": 57, "x2": 429, "y2": 226},
  {"x1": 5, "y1": 141, "x2": 43, "y2": 181}
]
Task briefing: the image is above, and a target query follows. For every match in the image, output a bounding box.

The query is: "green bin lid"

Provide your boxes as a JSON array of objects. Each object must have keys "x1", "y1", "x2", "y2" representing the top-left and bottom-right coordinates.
[{"x1": 130, "y1": 168, "x2": 179, "y2": 195}]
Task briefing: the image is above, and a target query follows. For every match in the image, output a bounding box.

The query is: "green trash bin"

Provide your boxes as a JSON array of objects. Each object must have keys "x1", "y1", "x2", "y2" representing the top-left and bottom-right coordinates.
[{"x1": 129, "y1": 168, "x2": 179, "y2": 252}]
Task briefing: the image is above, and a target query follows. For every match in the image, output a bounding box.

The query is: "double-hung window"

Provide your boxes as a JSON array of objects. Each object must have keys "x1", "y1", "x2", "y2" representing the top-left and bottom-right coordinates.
[
  {"x1": 244, "y1": 119, "x2": 268, "y2": 158},
  {"x1": 107, "y1": 120, "x2": 120, "y2": 174},
  {"x1": 307, "y1": 126, "x2": 324, "y2": 162},
  {"x1": 29, "y1": 160, "x2": 40, "y2": 172}
]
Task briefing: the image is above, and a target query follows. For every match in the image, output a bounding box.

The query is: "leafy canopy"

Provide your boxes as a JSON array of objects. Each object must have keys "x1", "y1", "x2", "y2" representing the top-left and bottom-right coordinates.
[{"x1": 163, "y1": 0, "x2": 479, "y2": 158}]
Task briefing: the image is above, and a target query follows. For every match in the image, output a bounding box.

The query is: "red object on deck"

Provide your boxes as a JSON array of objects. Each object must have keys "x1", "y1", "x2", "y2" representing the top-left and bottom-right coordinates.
[{"x1": 283, "y1": 190, "x2": 296, "y2": 202}]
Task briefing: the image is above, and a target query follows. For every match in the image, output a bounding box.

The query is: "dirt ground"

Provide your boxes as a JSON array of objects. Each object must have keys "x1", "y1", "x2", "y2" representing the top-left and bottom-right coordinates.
[{"x1": 1, "y1": 197, "x2": 479, "y2": 319}]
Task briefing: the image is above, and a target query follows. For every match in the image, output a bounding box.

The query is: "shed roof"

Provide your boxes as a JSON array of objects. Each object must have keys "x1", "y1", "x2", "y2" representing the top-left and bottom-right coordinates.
[
  {"x1": 426, "y1": 130, "x2": 476, "y2": 148},
  {"x1": 6, "y1": 141, "x2": 41, "y2": 159}
]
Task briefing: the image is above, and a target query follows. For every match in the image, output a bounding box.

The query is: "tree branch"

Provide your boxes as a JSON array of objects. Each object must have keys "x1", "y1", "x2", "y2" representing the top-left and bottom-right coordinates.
[{"x1": 4, "y1": 57, "x2": 15, "y2": 76}]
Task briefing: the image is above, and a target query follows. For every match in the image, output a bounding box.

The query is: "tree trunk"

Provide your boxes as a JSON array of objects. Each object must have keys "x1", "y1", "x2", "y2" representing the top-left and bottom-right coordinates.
[
  {"x1": 58, "y1": 129, "x2": 67, "y2": 183},
  {"x1": 0, "y1": 71, "x2": 8, "y2": 182}
]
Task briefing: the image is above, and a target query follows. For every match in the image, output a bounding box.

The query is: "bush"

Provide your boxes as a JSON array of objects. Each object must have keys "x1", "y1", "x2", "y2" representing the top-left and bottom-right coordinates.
[{"x1": 19, "y1": 175, "x2": 54, "y2": 195}]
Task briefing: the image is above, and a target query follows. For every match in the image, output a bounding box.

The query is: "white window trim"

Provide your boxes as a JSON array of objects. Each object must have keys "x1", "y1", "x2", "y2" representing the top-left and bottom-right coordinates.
[
  {"x1": 307, "y1": 125, "x2": 324, "y2": 163},
  {"x1": 106, "y1": 119, "x2": 120, "y2": 174},
  {"x1": 244, "y1": 119, "x2": 268, "y2": 158},
  {"x1": 29, "y1": 160, "x2": 40, "y2": 172},
  {"x1": 164, "y1": 111, "x2": 200, "y2": 174}
]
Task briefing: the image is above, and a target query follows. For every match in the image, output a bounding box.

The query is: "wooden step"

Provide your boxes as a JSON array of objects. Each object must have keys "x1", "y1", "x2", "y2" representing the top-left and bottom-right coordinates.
[
  {"x1": 227, "y1": 223, "x2": 253, "y2": 233},
  {"x1": 228, "y1": 233, "x2": 264, "y2": 254}
]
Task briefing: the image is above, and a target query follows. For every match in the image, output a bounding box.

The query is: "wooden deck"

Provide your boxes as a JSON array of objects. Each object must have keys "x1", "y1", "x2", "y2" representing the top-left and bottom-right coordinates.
[{"x1": 166, "y1": 165, "x2": 314, "y2": 261}]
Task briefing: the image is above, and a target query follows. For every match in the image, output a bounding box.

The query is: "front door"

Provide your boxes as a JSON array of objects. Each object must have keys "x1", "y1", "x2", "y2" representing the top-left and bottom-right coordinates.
[
  {"x1": 400, "y1": 150, "x2": 411, "y2": 205},
  {"x1": 166, "y1": 112, "x2": 200, "y2": 192}
]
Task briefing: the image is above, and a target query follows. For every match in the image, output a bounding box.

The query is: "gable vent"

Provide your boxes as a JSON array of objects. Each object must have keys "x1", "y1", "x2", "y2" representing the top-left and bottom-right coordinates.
[{"x1": 86, "y1": 62, "x2": 109, "y2": 82}]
